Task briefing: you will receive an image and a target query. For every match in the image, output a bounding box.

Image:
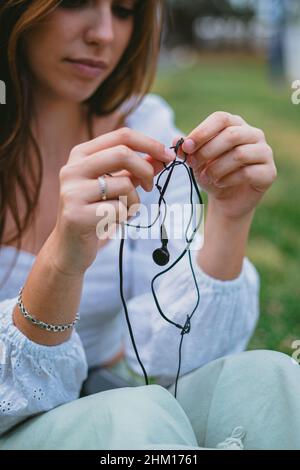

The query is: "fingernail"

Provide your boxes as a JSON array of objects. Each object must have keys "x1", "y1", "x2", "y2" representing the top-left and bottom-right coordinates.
[
  {"x1": 182, "y1": 139, "x2": 196, "y2": 154},
  {"x1": 164, "y1": 147, "x2": 175, "y2": 160}
]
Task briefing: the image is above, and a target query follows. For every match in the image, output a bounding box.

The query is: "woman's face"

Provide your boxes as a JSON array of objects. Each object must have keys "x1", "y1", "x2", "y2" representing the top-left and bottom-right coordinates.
[{"x1": 23, "y1": 0, "x2": 136, "y2": 103}]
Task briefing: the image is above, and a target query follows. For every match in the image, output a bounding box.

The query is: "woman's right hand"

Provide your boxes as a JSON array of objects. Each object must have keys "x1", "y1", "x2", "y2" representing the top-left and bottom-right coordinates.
[{"x1": 49, "y1": 127, "x2": 174, "y2": 277}]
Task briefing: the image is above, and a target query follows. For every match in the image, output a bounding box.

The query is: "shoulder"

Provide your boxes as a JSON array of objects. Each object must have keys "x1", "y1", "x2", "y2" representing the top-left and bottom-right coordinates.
[
  {"x1": 127, "y1": 93, "x2": 175, "y2": 125},
  {"x1": 127, "y1": 93, "x2": 175, "y2": 122},
  {"x1": 125, "y1": 94, "x2": 179, "y2": 144}
]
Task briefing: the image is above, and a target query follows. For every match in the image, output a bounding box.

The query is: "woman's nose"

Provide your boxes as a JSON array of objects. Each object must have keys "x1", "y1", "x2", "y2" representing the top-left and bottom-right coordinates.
[{"x1": 85, "y1": 9, "x2": 114, "y2": 46}]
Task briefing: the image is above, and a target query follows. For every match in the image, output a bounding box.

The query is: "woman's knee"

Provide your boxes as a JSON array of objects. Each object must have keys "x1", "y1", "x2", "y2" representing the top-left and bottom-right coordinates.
[
  {"x1": 52, "y1": 384, "x2": 174, "y2": 426},
  {"x1": 62, "y1": 384, "x2": 196, "y2": 449},
  {"x1": 224, "y1": 349, "x2": 299, "y2": 381},
  {"x1": 6, "y1": 384, "x2": 195, "y2": 450},
  {"x1": 206, "y1": 350, "x2": 300, "y2": 449}
]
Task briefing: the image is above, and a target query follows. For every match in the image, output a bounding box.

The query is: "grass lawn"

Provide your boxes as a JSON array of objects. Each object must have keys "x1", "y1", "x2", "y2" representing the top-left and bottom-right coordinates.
[{"x1": 153, "y1": 53, "x2": 300, "y2": 355}]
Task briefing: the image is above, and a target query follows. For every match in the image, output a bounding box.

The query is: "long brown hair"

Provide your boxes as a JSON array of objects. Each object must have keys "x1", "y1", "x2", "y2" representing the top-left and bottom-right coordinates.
[{"x1": 0, "y1": 0, "x2": 165, "y2": 289}]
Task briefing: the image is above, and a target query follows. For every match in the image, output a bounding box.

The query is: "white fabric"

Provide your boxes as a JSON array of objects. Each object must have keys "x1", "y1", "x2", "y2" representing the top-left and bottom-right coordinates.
[
  {"x1": 0, "y1": 93, "x2": 260, "y2": 434},
  {"x1": 0, "y1": 297, "x2": 88, "y2": 436}
]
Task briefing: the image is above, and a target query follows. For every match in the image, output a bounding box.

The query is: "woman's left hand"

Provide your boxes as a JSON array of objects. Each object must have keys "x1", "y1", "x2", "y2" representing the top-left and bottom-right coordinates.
[{"x1": 174, "y1": 111, "x2": 277, "y2": 220}]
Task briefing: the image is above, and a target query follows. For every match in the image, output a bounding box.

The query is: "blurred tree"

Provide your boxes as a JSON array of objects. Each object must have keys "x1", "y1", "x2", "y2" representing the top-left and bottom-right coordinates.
[
  {"x1": 268, "y1": 0, "x2": 286, "y2": 83},
  {"x1": 165, "y1": 0, "x2": 255, "y2": 47}
]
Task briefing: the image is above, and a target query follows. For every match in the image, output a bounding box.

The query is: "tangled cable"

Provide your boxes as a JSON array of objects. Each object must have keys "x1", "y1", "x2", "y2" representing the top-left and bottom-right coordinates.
[{"x1": 119, "y1": 138, "x2": 204, "y2": 398}]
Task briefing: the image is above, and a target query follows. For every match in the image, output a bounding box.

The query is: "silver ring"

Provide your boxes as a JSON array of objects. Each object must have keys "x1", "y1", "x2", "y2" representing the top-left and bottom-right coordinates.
[{"x1": 98, "y1": 175, "x2": 108, "y2": 201}]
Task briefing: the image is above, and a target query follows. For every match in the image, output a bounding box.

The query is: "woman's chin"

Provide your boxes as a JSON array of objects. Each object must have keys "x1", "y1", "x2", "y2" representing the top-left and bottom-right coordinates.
[{"x1": 61, "y1": 86, "x2": 100, "y2": 104}]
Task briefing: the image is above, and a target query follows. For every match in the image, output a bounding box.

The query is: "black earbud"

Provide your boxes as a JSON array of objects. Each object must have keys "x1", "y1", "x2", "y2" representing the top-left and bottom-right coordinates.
[{"x1": 152, "y1": 223, "x2": 170, "y2": 266}]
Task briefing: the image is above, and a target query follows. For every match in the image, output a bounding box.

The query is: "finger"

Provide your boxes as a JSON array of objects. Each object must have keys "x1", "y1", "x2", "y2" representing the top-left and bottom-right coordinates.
[
  {"x1": 67, "y1": 199, "x2": 128, "y2": 239},
  {"x1": 70, "y1": 127, "x2": 175, "y2": 163},
  {"x1": 144, "y1": 154, "x2": 169, "y2": 176},
  {"x1": 181, "y1": 112, "x2": 245, "y2": 154},
  {"x1": 194, "y1": 126, "x2": 265, "y2": 165},
  {"x1": 103, "y1": 175, "x2": 143, "y2": 210},
  {"x1": 126, "y1": 188, "x2": 141, "y2": 218},
  {"x1": 74, "y1": 176, "x2": 135, "y2": 203},
  {"x1": 76, "y1": 146, "x2": 155, "y2": 192},
  {"x1": 94, "y1": 200, "x2": 128, "y2": 240},
  {"x1": 211, "y1": 163, "x2": 277, "y2": 192},
  {"x1": 94, "y1": 199, "x2": 141, "y2": 240},
  {"x1": 104, "y1": 155, "x2": 168, "y2": 190},
  {"x1": 96, "y1": 169, "x2": 142, "y2": 188},
  {"x1": 202, "y1": 143, "x2": 272, "y2": 184}
]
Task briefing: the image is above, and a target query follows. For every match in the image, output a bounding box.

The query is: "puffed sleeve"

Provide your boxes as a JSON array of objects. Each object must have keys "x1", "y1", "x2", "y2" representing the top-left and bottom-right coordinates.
[
  {"x1": 122, "y1": 93, "x2": 260, "y2": 385},
  {"x1": 0, "y1": 297, "x2": 88, "y2": 436}
]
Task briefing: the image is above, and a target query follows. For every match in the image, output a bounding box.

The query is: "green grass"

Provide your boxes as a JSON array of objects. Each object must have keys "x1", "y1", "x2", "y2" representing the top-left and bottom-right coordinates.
[{"x1": 153, "y1": 53, "x2": 300, "y2": 355}]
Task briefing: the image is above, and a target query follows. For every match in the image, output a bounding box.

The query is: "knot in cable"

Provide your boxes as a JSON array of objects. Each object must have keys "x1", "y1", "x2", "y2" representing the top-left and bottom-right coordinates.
[
  {"x1": 171, "y1": 137, "x2": 185, "y2": 155},
  {"x1": 181, "y1": 315, "x2": 191, "y2": 335}
]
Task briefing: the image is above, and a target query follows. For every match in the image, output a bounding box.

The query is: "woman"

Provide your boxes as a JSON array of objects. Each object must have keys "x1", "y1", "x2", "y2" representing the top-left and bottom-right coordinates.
[{"x1": 1, "y1": 0, "x2": 299, "y2": 451}]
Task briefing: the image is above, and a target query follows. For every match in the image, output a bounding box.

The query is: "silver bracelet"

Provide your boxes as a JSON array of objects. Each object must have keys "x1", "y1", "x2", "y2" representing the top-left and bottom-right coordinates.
[{"x1": 17, "y1": 286, "x2": 80, "y2": 333}]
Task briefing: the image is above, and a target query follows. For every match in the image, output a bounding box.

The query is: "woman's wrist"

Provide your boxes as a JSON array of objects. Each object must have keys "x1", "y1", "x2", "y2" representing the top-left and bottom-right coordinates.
[
  {"x1": 13, "y1": 233, "x2": 85, "y2": 346},
  {"x1": 44, "y1": 227, "x2": 90, "y2": 278},
  {"x1": 196, "y1": 202, "x2": 254, "y2": 280}
]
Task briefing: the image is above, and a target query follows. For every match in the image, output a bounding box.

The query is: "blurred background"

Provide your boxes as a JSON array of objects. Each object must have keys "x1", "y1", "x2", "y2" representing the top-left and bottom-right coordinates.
[{"x1": 153, "y1": 0, "x2": 300, "y2": 355}]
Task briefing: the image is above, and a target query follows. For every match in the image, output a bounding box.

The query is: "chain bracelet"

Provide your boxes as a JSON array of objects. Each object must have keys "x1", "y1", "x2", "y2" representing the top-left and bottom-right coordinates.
[{"x1": 17, "y1": 286, "x2": 80, "y2": 333}]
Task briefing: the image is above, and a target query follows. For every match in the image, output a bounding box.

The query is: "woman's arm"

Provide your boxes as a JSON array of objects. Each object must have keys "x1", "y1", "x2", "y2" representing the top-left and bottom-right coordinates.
[
  {"x1": 180, "y1": 110, "x2": 276, "y2": 281},
  {"x1": 0, "y1": 230, "x2": 89, "y2": 436},
  {"x1": 13, "y1": 230, "x2": 85, "y2": 346},
  {"x1": 197, "y1": 203, "x2": 254, "y2": 280}
]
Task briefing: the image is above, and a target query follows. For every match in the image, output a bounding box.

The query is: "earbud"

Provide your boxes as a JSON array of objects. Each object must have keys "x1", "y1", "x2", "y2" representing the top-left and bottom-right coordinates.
[{"x1": 152, "y1": 223, "x2": 170, "y2": 266}]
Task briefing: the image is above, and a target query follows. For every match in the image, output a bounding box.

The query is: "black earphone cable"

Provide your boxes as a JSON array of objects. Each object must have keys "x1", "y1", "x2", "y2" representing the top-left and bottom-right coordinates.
[
  {"x1": 118, "y1": 138, "x2": 203, "y2": 397},
  {"x1": 150, "y1": 161, "x2": 203, "y2": 328},
  {"x1": 119, "y1": 222, "x2": 149, "y2": 386},
  {"x1": 149, "y1": 161, "x2": 203, "y2": 397}
]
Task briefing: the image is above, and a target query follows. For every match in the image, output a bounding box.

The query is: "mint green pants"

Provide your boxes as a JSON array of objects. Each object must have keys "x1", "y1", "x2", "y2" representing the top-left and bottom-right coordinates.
[{"x1": 1, "y1": 350, "x2": 300, "y2": 450}]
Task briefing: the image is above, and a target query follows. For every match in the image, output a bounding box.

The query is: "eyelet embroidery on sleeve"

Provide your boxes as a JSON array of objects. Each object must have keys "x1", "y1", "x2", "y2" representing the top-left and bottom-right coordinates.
[
  {"x1": 32, "y1": 388, "x2": 45, "y2": 401},
  {"x1": 0, "y1": 400, "x2": 12, "y2": 413},
  {"x1": 0, "y1": 297, "x2": 88, "y2": 436}
]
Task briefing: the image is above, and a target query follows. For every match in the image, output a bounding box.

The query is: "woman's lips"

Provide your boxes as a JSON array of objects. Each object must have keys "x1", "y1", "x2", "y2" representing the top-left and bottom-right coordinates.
[{"x1": 65, "y1": 59, "x2": 108, "y2": 79}]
